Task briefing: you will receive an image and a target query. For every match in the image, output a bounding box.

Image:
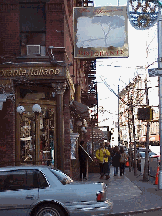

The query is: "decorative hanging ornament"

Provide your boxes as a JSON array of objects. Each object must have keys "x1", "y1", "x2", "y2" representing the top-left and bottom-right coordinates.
[{"x1": 127, "y1": 0, "x2": 160, "y2": 30}]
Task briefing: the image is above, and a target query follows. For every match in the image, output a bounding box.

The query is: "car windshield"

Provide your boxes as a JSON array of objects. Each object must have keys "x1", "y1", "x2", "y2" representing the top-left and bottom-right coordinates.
[
  {"x1": 149, "y1": 152, "x2": 157, "y2": 157},
  {"x1": 140, "y1": 152, "x2": 145, "y2": 158},
  {"x1": 49, "y1": 168, "x2": 73, "y2": 185},
  {"x1": 140, "y1": 152, "x2": 157, "y2": 158}
]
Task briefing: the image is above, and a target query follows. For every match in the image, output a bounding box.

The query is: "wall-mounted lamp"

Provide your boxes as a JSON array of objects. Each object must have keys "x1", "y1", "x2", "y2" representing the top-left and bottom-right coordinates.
[
  {"x1": 32, "y1": 104, "x2": 41, "y2": 113},
  {"x1": 17, "y1": 105, "x2": 25, "y2": 115}
]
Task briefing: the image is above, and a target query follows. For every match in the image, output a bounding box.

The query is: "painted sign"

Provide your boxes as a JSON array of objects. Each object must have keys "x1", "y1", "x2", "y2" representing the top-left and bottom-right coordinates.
[
  {"x1": 0, "y1": 67, "x2": 61, "y2": 78},
  {"x1": 74, "y1": 6, "x2": 128, "y2": 58}
]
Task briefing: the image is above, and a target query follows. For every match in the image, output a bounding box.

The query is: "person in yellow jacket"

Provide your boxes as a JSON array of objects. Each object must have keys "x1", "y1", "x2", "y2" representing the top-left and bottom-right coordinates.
[{"x1": 96, "y1": 142, "x2": 110, "y2": 180}]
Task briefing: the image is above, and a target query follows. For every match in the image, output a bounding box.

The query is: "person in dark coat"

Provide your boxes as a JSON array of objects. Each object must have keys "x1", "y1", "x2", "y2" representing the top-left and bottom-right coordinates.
[
  {"x1": 78, "y1": 140, "x2": 87, "y2": 180},
  {"x1": 119, "y1": 146, "x2": 127, "y2": 176},
  {"x1": 112, "y1": 146, "x2": 120, "y2": 176}
]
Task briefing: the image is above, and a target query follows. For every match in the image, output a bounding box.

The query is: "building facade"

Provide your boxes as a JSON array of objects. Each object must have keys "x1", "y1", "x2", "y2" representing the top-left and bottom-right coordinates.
[
  {"x1": 0, "y1": 0, "x2": 97, "y2": 180},
  {"x1": 119, "y1": 75, "x2": 159, "y2": 148}
]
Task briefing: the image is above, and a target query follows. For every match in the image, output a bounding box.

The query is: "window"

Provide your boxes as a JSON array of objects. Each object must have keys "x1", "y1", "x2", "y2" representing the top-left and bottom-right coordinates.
[
  {"x1": 26, "y1": 170, "x2": 39, "y2": 189},
  {"x1": 19, "y1": 3, "x2": 46, "y2": 56},
  {"x1": 38, "y1": 171, "x2": 49, "y2": 188},
  {"x1": 0, "y1": 169, "x2": 39, "y2": 191},
  {"x1": 0, "y1": 170, "x2": 26, "y2": 191},
  {"x1": 49, "y1": 168, "x2": 73, "y2": 185}
]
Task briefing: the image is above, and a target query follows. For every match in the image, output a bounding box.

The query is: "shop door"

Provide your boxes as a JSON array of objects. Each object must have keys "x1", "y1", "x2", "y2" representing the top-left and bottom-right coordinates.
[{"x1": 18, "y1": 104, "x2": 56, "y2": 166}]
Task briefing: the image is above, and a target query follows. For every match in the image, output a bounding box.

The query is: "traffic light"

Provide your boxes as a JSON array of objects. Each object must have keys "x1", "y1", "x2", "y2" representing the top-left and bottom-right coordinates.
[{"x1": 137, "y1": 107, "x2": 153, "y2": 121}]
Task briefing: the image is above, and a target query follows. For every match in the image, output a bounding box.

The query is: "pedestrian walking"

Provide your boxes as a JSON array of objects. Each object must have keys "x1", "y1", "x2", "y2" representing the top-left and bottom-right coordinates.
[
  {"x1": 78, "y1": 140, "x2": 87, "y2": 180},
  {"x1": 105, "y1": 142, "x2": 112, "y2": 176},
  {"x1": 112, "y1": 146, "x2": 120, "y2": 176},
  {"x1": 96, "y1": 142, "x2": 110, "y2": 180},
  {"x1": 119, "y1": 146, "x2": 127, "y2": 176}
]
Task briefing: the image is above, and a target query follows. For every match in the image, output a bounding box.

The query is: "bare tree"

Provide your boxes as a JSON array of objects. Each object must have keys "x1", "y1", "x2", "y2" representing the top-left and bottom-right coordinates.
[{"x1": 91, "y1": 15, "x2": 125, "y2": 47}]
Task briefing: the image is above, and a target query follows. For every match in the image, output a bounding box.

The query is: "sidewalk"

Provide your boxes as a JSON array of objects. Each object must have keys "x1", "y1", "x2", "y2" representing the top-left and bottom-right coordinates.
[{"x1": 87, "y1": 166, "x2": 162, "y2": 215}]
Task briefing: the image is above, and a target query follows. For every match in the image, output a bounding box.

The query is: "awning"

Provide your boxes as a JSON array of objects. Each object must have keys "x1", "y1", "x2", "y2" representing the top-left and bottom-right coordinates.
[
  {"x1": 0, "y1": 94, "x2": 11, "y2": 110},
  {"x1": 70, "y1": 100, "x2": 89, "y2": 119}
]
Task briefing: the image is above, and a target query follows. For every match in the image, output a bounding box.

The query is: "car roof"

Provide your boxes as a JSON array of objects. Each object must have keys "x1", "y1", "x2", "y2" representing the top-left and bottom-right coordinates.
[{"x1": 0, "y1": 165, "x2": 53, "y2": 171}]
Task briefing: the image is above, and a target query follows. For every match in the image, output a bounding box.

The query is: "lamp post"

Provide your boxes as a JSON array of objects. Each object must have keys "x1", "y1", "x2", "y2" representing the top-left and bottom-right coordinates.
[
  {"x1": 32, "y1": 104, "x2": 41, "y2": 165},
  {"x1": 16, "y1": 105, "x2": 26, "y2": 165}
]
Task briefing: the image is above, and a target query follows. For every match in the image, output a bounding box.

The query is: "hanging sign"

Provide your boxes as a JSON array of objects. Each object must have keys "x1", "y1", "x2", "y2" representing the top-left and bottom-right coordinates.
[{"x1": 74, "y1": 6, "x2": 128, "y2": 58}]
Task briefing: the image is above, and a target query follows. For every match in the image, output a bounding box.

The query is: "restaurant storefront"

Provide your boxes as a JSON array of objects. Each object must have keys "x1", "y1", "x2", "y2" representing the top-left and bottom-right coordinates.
[{"x1": 0, "y1": 62, "x2": 74, "y2": 175}]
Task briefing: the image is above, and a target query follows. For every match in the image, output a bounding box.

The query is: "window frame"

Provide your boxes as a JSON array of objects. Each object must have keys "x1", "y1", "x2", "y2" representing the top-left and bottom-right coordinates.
[{"x1": 0, "y1": 169, "x2": 49, "y2": 191}]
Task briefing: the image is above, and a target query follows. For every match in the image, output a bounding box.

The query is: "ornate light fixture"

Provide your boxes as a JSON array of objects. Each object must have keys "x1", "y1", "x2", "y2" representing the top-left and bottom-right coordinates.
[
  {"x1": 16, "y1": 105, "x2": 25, "y2": 114},
  {"x1": 127, "y1": 0, "x2": 160, "y2": 30},
  {"x1": 32, "y1": 104, "x2": 41, "y2": 113}
]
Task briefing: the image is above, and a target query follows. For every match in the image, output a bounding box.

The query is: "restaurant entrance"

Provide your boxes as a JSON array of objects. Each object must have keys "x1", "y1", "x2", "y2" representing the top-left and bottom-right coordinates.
[{"x1": 15, "y1": 85, "x2": 56, "y2": 166}]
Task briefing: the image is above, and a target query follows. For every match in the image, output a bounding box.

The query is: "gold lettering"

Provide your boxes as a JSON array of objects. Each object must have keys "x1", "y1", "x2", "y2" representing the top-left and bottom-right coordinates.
[
  {"x1": 55, "y1": 68, "x2": 60, "y2": 74},
  {"x1": 33, "y1": 69, "x2": 39, "y2": 76},
  {"x1": 30, "y1": 69, "x2": 34, "y2": 76},
  {"x1": 50, "y1": 69, "x2": 54, "y2": 75},
  {"x1": 0, "y1": 70, "x2": 5, "y2": 76},
  {"x1": 13, "y1": 70, "x2": 19, "y2": 76},
  {"x1": 43, "y1": 69, "x2": 48, "y2": 75},
  {"x1": 21, "y1": 69, "x2": 26, "y2": 76},
  {"x1": 37, "y1": 68, "x2": 42, "y2": 76},
  {"x1": 0, "y1": 67, "x2": 61, "y2": 77},
  {"x1": 19, "y1": 68, "x2": 23, "y2": 76},
  {"x1": 7, "y1": 70, "x2": 12, "y2": 76}
]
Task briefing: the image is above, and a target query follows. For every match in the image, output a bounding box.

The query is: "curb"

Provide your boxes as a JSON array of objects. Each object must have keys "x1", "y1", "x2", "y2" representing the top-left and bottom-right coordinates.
[{"x1": 108, "y1": 206, "x2": 162, "y2": 215}]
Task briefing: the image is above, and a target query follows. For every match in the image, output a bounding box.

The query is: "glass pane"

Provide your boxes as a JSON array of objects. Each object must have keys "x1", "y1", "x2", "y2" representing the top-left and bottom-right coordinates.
[
  {"x1": 38, "y1": 171, "x2": 49, "y2": 188},
  {"x1": 26, "y1": 170, "x2": 39, "y2": 189},
  {"x1": 49, "y1": 168, "x2": 73, "y2": 185},
  {"x1": 0, "y1": 170, "x2": 26, "y2": 191},
  {"x1": 20, "y1": 3, "x2": 46, "y2": 32}
]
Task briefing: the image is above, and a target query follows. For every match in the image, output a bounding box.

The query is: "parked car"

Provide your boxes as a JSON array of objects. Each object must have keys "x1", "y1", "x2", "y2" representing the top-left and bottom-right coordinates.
[
  {"x1": 137, "y1": 151, "x2": 158, "y2": 171},
  {"x1": 0, "y1": 165, "x2": 113, "y2": 216}
]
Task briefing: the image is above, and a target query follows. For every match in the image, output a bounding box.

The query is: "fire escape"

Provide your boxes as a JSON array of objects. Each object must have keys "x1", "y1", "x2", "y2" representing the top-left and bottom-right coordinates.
[
  {"x1": 81, "y1": 60, "x2": 98, "y2": 125},
  {"x1": 75, "y1": 0, "x2": 97, "y2": 126}
]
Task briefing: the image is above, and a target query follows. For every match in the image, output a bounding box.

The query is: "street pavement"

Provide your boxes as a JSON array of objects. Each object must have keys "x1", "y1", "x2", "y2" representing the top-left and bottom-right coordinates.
[{"x1": 86, "y1": 166, "x2": 162, "y2": 215}]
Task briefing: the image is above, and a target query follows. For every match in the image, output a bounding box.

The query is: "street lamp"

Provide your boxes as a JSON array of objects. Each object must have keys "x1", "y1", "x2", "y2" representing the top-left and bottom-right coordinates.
[{"x1": 32, "y1": 104, "x2": 41, "y2": 165}]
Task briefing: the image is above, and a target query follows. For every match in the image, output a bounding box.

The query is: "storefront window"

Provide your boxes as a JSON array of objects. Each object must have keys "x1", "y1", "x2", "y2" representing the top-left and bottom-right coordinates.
[{"x1": 19, "y1": 106, "x2": 55, "y2": 165}]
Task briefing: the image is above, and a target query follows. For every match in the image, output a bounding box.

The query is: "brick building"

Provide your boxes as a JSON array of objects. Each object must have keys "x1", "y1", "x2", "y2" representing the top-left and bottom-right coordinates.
[{"x1": 0, "y1": 0, "x2": 97, "y2": 180}]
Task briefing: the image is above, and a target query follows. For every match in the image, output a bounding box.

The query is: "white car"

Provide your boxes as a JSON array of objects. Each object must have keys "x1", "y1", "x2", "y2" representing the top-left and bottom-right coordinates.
[{"x1": 0, "y1": 165, "x2": 113, "y2": 216}]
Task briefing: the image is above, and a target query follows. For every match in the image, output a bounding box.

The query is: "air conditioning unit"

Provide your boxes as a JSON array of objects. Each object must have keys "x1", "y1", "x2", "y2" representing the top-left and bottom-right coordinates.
[{"x1": 27, "y1": 45, "x2": 41, "y2": 56}]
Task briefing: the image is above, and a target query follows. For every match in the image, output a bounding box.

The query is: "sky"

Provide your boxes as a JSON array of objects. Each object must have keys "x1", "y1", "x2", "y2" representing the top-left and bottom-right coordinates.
[{"x1": 93, "y1": 0, "x2": 159, "y2": 144}]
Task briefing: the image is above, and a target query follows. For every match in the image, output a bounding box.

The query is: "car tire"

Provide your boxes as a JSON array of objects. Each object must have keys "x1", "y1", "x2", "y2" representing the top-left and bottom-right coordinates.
[{"x1": 34, "y1": 203, "x2": 65, "y2": 216}]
